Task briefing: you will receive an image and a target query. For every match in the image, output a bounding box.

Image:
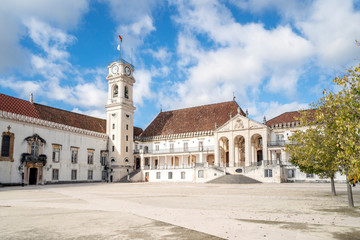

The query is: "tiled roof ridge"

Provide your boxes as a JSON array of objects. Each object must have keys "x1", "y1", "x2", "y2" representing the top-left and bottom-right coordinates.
[
  {"x1": 266, "y1": 108, "x2": 313, "y2": 123},
  {"x1": 161, "y1": 100, "x2": 240, "y2": 113},
  {"x1": 33, "y1": 102, "x2": 106, "y2": 121}
]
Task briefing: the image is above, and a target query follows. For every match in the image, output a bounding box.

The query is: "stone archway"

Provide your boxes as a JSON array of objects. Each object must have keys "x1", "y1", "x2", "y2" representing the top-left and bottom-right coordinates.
[
  {"x1": 219, "y1": 137, "x2": 229, "y2": 167},
  {"x1": 251, "y1": 134, "x2": 263, "y2": 165},
  {"x1": 234, "y1": 135, "x2": 245, "y2": 167}
]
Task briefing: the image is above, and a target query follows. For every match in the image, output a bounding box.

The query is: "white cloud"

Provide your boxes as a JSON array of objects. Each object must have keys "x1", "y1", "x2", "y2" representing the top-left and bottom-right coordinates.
[
  {"x1": 105, "y1": 0, "x2": 160, "y2": 59},
  {"x1": 161, "y1": 0, "x2": 313, "y2": 111},
  {"x1": 0, "y1": 77, "x2": 43, "y2": 98},
  {"x1": 133, "y1": 69, "x2": 154, "y2": 106},
  {"x1": 0, "y1": 0, "x2": 88, "y2": 71}
]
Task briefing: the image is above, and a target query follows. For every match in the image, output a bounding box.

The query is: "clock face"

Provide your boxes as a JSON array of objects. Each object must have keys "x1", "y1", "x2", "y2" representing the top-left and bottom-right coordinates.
[
  {"x1": 125, "y1": 66, "x2": 131, "y2": 76},
  {"x1": 111, "y1": 65, "x2": 119, "y2": 74}
]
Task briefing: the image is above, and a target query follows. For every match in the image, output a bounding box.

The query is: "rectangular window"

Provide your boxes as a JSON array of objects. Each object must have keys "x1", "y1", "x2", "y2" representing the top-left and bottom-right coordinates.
[
  {"x1": 126, "y1": 146, "x2": 128, "y2": 152},
  {"x1": 183, "y1": 142, "x2": 188, "y2": 152},
  {"x1": 52, "y1": 169, "x2": 59, "y2": 180},
  {"x1": 100, "y1": 151, "x2": 107, "y2": 166},
  {"x1": 126, "y1": 124, "x2": 128, "y2": 130},
  {"x1": 306, "y1": 173, "x2": 314, "y2": 178},
  {"x1": 102, "y1": 170, "x2": 107, "y2": 180},
  {"x1": 52, "y1": 145, "x2": 61, "y2": 162},
  {"x1": 88, "y1": 170, "x2": 93, "y2": 180},
  {"x1": 287, "y1": 169, "x2": 295, "y2": 178},
  {"x1": 87, "y1": 150, "x2": 94, "y2": 164},
  {"x1": 112, "y1": 146, "x2": 114, "y2": 152},
  {"x1": 264, "y1": 169, "x2": 272, "y2": 178},
  {"x1": 156, "y1": 172, "x2": 161, "y2": 179},
  {"x1": 71, "y1": 148, "x2": 78, "y2": 164},
  {"x1": 155, "y1": 144, "x2": 159, "y2": 151},
  {"x1": 71, "y1": 170, "x2": 77, "y2": 180},
  {"x1": 199, "y1": 141, "x2": 203, "y2": 151},
  {"x1": 1, "y1": 135, "x2": 10, "y2": 157},
  {"x1": 112, "y1": 135, "x2": 115, "y2": 140},
  {"x1": 1, "y1": 132, "x2": 14, "y2": 161},
  {"x1": 126, "y1": 135, "x2": 128, "y2": 141},
  {"x1": 170, "y1": 143, "x2": 174, "y2": 153},
  {"x1": 181, "y1": 171, "x2": 186, "y2": 179},
  {"x1": 168, "y1": 172, "x2": 173, "y2": 179},
  {"x1": 112, "y1": 123, "x2": 115, "y2": 129},
  {"x1": 198, "y1": 170, "x2": 204, "y2": 178}
]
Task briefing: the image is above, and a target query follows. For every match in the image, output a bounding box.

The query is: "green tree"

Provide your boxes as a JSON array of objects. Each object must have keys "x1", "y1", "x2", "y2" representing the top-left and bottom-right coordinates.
[
  {"x1": 286, "y1": 109, "x2": 340, "y2": 196},
  {"x1": 287, "y1": 64, "x2": 360, "y2": 207}
]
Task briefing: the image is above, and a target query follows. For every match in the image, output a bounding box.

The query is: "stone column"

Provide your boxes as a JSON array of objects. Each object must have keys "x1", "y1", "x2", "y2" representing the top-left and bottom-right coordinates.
[
  {"x1": 214, "y1": 136, "x2": 219, "y2": 167},
  {"x1": 140, "y1": 154, "x2": 144, "y2": 170},
  {"x1": 234, "y1": 139, "x2": 239, "y2": 167},
  {"x1": 229, "y1": 136, "x2": 234, "y2": 167},
  {"x1": 245, "y1": 134, "x2": 251, "y2": 167},
  {"x1": 262, "y1": 133, "x2": 268, "y2": 161}
]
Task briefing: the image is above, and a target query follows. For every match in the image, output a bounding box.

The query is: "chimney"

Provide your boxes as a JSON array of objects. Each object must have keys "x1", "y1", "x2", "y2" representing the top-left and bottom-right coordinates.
[
  {"x1": 30, "y1": 93, "x2": 33, "y2": 104},
  {"x1": 263, "y1": 116, "x2": 267, "y2": 124}
]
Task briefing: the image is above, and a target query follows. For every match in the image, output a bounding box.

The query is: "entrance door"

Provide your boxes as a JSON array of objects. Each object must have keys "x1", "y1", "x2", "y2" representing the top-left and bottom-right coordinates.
[
  {"x1": 29, "y1": 168, "x2": 37, "y2": 185},
  {"x1": 257, "y1": 150, "x2": 263, "y2": 163},
  {"x1": 136, "y1": 158, "x2": 140, "y2": 169}
]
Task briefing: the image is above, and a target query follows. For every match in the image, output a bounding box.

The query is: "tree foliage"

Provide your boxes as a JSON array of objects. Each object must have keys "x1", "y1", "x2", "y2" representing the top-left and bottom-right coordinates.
[{"x1": 286, "y1": 63, "x2": 360, "y2": 207}]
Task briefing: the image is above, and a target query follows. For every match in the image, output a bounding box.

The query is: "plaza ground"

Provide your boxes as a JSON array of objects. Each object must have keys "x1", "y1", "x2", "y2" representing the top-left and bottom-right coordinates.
[{"x1": 0, "y1": 183, "x2": 360, "y2": 240}]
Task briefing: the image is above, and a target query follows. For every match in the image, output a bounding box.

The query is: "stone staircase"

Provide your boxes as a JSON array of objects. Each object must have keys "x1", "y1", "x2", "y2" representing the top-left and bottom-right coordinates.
[
  {"x1": 207, "y1": 174, "x2": 261, "y2": 184},
  {"x1": 119, "y1": 169, "x2": 140, "y2": 183}
]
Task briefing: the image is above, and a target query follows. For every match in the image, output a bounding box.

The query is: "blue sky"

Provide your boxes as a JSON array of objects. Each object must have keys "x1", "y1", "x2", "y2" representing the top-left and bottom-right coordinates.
[{"x1": 1, "y1": 0, "x2": 360, "y2": 129}]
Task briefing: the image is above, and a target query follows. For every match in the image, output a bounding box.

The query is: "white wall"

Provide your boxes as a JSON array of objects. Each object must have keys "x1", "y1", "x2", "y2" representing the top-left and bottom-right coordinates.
[{"x1": 0, "y1": 118, "x2": 107, "y2": 185}]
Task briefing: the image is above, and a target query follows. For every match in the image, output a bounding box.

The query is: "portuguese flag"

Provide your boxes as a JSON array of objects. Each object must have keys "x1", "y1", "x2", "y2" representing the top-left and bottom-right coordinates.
[{"x1": 118, "y1": 35, "x2": 122, "y2": 42}]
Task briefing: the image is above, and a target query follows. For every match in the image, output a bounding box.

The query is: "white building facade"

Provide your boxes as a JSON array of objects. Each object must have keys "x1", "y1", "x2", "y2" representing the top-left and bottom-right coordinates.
[{"x1": 0, "y1": 56, "x2": 347, "y2": 185}]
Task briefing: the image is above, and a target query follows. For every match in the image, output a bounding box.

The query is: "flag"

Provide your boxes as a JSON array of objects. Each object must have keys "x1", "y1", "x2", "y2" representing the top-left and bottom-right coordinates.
[
  {"x1": 118, "y1": 35, "x2": 122, "y2": 42},
  {"x1": 117, "y1": 44, "x2": 120, "y2": 51}
]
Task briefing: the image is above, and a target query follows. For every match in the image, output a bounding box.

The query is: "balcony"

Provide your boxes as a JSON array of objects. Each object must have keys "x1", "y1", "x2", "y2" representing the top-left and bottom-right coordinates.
[
  {"x1": 135, "y1": 146, "x2": 215, "y2": 155},
  {"x1": 249, "y1": 160, "x2": 279, "y2": 166},
  {"x1": 267, "y1": 140, "x2": 293, "y2": 147}
]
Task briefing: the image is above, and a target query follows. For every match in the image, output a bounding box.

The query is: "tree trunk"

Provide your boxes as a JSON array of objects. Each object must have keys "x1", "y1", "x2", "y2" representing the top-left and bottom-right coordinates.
[
  {"x1": 330, "y1": 176, "x2": 336, "y2": 196},
  {"x1": 346, "y1": 171, "x2": 354, "y2": 208}
]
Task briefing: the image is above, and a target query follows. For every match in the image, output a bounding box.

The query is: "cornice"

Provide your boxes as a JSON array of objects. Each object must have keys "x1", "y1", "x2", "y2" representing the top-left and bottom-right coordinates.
[
  {"x1": 0, "y1": 110, "x2": 108, "y2": 139},
  {"x1": 135, "y1": 130, "x2": 214, "y2": 142}
]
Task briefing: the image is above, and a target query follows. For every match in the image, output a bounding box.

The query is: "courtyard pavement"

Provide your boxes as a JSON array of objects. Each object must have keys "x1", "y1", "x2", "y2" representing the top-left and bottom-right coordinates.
[{"x1": 0, "y1": 182, "x2": 359, "y2": 240}]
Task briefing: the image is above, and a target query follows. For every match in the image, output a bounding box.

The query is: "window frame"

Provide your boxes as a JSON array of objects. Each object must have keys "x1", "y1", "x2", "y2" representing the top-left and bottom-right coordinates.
[
  {"x1": 52, "y1": 169, "x2": 59, "y2": 181},
  {"x1": 88, "y1": 170, "x2": 93, "y2": 180},
  {"x1": 1, "y1": 131, "x2": 14, "y2": 162},
  {"x1": 52, "y1": 144, "x2": 61, "y2": 163},
  {"x1": 71, "y1": 169, "x2": 77, "y2": 180},
  {"x1": 87, "y1": 149, "x2": 94, "y2": 165},
  {"x1": 71, "y1": 147, "x2": 79, "y2": 164}
]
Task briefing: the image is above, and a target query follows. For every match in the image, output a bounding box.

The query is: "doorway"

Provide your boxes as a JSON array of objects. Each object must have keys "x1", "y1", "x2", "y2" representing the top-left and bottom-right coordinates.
[
  {"x1": 29, "y1": 168, "x2": 38, "y2": 185},
  {"x1": 136, "y1": 158, "x2": 140, "y2": 169},
  {"x1": 145, "y1": 172, "x2": 149, "y2": 182}
]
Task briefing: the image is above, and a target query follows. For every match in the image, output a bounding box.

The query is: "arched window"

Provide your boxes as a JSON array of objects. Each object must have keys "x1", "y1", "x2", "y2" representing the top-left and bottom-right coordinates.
[
  {"x1": 31, "y1": 141, "x2": 39, "y2": 157},
  {"x1": 124, "y1": 86, "x2": 129, "y2": 99},
  {"x1": 113, "y1": 85, "x2": 118, "y2": 97}
]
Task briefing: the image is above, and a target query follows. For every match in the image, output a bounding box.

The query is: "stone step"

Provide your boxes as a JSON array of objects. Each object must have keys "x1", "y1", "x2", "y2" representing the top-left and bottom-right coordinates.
[
  {"x1": 207, "y1": 174, "x2": 261, "y2": 184},
  {"x1": 119, "y1": 169, "x2": 141, "y2": 183}
]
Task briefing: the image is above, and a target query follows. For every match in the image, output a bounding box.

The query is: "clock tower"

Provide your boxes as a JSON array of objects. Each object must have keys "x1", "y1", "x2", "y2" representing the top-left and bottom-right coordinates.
[{"x1": 105, "y1": 59, "x2": 135, "y2": 182}]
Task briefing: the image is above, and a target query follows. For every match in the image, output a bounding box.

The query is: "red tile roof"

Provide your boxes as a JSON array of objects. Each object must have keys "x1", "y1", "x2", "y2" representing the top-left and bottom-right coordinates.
[
  {"x1": 140, "y1": 101, "x2": 245, "y2": 137},
  {"x1": 0, "y1": 93, "x2": 39, "y2": 118},
  {"x1": 265, "y1": 109, "x2": 316, "y2": 127},
  {"x1": 133, "y1": 126, "x2": 143, "y2": 137},
  {"x1": 0, "y1": 93, "x2": 145, "y2": 134},
  {"x1": 33, "y1": 103, "x2": 106, "y2": 133}
]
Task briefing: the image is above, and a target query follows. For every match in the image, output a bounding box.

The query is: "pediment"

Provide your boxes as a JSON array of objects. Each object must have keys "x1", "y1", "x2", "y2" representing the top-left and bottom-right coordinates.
[{"x1": 216, "y1": 114, "x2": 267, "y2": 132}]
